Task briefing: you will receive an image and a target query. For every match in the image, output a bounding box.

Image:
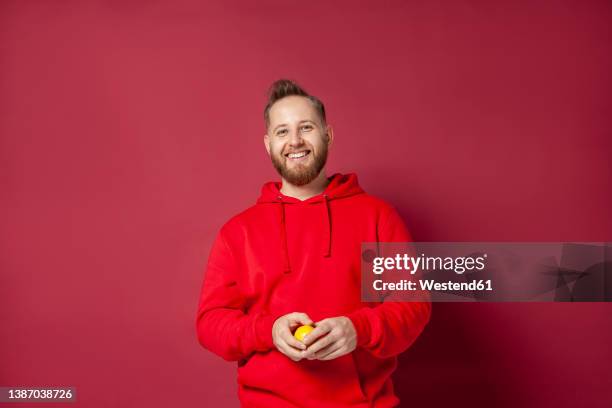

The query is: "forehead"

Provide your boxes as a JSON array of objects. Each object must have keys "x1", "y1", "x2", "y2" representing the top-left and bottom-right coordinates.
[{"x1": 268, "y1": 95, "x2": 318, "y2": 126}]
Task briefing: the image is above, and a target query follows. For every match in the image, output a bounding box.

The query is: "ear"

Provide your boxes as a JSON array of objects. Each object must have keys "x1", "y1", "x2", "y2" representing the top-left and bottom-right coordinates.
[
  {"x1": 325, "y1": 125, "x2": 334, "y2": 147},
  {"x1": 264, "y1": 133, "x2": 271, "y2": 156}
]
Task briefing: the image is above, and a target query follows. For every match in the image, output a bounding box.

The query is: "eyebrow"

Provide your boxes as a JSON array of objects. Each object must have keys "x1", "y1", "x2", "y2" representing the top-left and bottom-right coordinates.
[{"x1": 273, "y1": 120, "x2": 316, "y2": 133}]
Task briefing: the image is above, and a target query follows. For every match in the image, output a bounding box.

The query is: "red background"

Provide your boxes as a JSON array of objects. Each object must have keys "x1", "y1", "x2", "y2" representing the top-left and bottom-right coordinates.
[{"x1": 1, "y1": 1, "x2": 611, "y2": 407}]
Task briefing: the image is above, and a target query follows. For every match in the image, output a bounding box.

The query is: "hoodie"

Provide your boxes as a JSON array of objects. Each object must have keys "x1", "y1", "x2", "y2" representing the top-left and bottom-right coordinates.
[{"x1": 196, "y1": 173, "x2": 431, "y2": 407}]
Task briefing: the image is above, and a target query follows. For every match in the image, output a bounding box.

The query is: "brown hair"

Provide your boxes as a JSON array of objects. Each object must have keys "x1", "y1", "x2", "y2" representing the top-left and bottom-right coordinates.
[{"x1": 263, "y1": 79, "x2": 327, "y2": 131}]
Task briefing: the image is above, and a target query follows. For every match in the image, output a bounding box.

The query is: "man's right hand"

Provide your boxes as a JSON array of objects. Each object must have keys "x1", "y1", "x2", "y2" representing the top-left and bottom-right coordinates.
[{"x1": 272, "y1": 312, "x2": 313, "y2": 361}]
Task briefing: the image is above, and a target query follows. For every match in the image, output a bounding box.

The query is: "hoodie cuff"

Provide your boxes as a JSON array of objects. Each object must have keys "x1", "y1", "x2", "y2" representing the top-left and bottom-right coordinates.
[
  {"x1": 347, "y1": 308, "x2": 372, "y2": 348},
  {"x1": 253, "y1": 312, "x2": 282, "y2": 351}
]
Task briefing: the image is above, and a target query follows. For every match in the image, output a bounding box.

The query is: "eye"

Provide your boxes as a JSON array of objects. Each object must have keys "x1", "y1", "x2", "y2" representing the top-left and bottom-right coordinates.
[
  {"x1": 276, "y1": 129, "x2": 287, "y2": 136},
  {"x1": 300, "y1": 125, "x2": 313, "y2": 131}
]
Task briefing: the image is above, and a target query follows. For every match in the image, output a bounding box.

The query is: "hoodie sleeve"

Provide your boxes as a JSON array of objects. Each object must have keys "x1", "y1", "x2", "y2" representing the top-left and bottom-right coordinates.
[
  {"x1": 347, "y1": 206, "x2": 431, "y2": 359},
  {"x1": 196, "y1": 227, "x2": 280, "y2": 362}
]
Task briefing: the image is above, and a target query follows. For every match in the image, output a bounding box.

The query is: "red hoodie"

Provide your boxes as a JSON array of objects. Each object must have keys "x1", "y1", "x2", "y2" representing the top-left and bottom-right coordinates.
[{"x1": 196, "y1": 173, "x2": 431, "y2": 407}]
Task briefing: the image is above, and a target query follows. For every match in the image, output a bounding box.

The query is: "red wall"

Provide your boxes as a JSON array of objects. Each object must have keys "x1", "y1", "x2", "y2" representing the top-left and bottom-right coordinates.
[{"x1": 1, "y1": 1, "x2": 610, "y2": 407}]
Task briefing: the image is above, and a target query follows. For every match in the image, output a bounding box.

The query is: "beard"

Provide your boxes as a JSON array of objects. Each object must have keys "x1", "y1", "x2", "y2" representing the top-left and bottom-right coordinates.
[{"x1": 270, "y1": 140, "x2": 329, "y2": 186}]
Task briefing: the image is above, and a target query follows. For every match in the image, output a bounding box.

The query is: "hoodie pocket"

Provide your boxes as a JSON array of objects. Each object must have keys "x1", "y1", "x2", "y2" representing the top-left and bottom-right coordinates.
[
  {"x1": 238, "y1": 350, "x2": 368, "y2": 405},
  {"x1": 349, "y1": 351, "x2": 368, "y2": 401}
]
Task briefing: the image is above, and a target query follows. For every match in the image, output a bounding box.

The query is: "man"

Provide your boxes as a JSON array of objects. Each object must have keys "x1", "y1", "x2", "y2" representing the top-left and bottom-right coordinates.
[{"x1": 196, "y1": 79, "x2": 431, "y2": 407}]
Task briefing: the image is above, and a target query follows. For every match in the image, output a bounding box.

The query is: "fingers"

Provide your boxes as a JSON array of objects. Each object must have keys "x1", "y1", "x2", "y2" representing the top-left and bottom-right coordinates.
[
  {"x1": 281, "y1": 326, "x2": 307, "y2": 351},
  {"x1": 274, "y1": 313, "x2": 359, "y2": 362},
  {"x1": 276, "y1": 337, "x2": 305, "y2": 361},
  {"x1": 314, "y1": 341, "x2": 342, "y2": 360},
  {"x1": 302, "y1": 319, "x2": 332, "y2": 347},
  {"x1": 318, "y1": 345, "x2": 347, "y2": 361},
  {"x1": 287, "y1": 312, "x2": 313, "y2": 327},
  {"x1": 303, "y1": 332, "x2": 337, "y2": 358},
  {"x1": 305, "y1": 340, "x2": 335, "y2": 360},
  {"x1": 301, "y1": 317, "x2": 357, "y2": 361},
  {"x1": 272, "y1": 312, "x2": 314, "y2": 361}
]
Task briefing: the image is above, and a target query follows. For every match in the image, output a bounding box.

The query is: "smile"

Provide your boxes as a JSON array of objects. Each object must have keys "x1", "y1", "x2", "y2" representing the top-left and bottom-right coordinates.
[{"x1": 285, "y1": 150, "x2": 311, "y2": 160}]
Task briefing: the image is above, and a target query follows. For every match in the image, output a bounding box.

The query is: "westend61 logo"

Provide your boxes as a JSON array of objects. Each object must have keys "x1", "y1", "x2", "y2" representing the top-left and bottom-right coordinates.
[{"x1": 372, "y1": 253, "x2": 487, "y2": 275}]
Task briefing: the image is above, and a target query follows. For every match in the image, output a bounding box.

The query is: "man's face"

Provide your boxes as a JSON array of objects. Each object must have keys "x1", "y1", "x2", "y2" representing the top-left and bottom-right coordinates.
[{"x1": 264, "y1": 96, "x2": 332, "y2": 186}]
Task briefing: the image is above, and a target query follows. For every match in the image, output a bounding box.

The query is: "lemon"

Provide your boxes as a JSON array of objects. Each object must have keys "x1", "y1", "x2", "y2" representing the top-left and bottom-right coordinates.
[{"x1": 293, "y1": 325, "x2": 314, "y2": 342}]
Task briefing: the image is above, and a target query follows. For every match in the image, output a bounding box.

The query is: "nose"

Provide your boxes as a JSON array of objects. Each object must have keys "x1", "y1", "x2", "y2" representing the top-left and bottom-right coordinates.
[{"x1": 288, "y1": 127, "x2": 304, "y2": 147}]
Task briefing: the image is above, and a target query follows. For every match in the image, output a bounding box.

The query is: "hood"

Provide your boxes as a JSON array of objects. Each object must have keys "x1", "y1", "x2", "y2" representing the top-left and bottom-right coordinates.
[
  {"x1": 257, "y1": 173, "x2": 364, "y2": 204},
  {"x1": 256, "y1": 173, "x2": 365, "y2": 273}
]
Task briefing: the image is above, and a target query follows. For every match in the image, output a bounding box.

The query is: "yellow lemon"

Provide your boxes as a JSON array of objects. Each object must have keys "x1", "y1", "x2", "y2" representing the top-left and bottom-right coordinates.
[{"x1": 294, "y1": 325, "x2": 314, "y2": 342}]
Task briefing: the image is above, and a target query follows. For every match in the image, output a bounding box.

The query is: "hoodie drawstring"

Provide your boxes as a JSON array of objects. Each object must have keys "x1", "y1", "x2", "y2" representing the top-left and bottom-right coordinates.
[
  {"x1": 278, "y1": 197, "x2": 291, "y2": 273},
  {"x1": 277, "y1": 194, "x2": 333, "y2": 272},
  {"x1": 260, "y1": 174, "x2": 363, "y2": 275},
  {"x1": 322, "y1": 194, "x2": 332, "y2": 257}
]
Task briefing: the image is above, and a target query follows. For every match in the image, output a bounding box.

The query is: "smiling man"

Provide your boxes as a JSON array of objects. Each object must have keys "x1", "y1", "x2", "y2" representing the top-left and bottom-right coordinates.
[{"x1": 196, "y1": 79, "x2": 431, "y2": 407}]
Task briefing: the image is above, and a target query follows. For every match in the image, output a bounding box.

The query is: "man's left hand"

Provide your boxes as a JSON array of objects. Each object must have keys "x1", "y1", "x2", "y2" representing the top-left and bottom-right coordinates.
[{"x1": 301, "y1": 316, "x2": 357, "y2": 361}]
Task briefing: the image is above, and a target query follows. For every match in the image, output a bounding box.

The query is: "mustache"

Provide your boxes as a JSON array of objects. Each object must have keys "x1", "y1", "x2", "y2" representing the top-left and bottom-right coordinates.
[{"x1": 270, "y1": 143, "x2": 329, "y2": 186}]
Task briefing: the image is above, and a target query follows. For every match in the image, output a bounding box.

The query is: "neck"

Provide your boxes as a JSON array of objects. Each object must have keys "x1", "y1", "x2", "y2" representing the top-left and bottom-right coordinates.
[{"x1": 280, "y1": 170, "x2": 330, "y2": 201}]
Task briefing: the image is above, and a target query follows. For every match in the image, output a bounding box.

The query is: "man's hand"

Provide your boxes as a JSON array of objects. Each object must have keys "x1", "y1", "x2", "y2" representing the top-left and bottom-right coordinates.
[
  {"x1": 302, "y1": 316, "x2": 357, "y2": 361},
  {"x1": 272, "y1": 312, "x2": 313, "y2": 361}
]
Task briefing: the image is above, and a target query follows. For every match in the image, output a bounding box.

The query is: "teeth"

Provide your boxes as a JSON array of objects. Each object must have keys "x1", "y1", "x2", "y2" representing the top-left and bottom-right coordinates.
[{"x1": 288, "y1": 151, "x2": 307, "y2": 158}]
